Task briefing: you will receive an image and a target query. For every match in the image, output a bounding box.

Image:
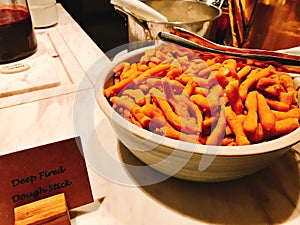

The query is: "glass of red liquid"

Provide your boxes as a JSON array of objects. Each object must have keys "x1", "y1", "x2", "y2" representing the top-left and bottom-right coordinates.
[{"x1": 0, "y1": 0, "x2": 37, "y2": 64}]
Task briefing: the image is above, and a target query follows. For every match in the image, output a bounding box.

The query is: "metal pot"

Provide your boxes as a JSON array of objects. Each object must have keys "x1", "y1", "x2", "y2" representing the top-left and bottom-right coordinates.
[{"x1": 113, "y1": 0, "x2": 222, "y2": 42}]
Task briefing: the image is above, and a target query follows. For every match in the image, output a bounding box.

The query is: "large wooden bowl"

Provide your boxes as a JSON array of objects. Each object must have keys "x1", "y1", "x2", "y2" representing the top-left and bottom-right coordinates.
[{"x1": 95, "y1": 45, "x2": 300, "y2": 182}]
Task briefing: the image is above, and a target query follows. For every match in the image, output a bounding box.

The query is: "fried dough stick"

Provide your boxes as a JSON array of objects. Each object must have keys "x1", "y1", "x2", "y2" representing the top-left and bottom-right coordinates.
[
  {"x1": 225, "y1": 106, "x2": 250, "y2": 146},
  {"x1": 264, "y1": 118, "x2": 299, "y2": 139},
  {"x1": 163, "y1": 78, "x2": 202, "y2": 134},
  {"x1": 104, "y1": 64, "x2": 170, "y2": 98},
  {"x1": 141, "y1": 104, "x2": 199, "y2": 143},
  {"x1": 279, "y1": 73, "x2": 297, "y2": 104},
  {"x1": 150, "y1": 88, "x2": 183, "y2": 131},
  {"x1": 272, "y1": 108, "x2": 300, "y2": 120},
  {"x1": 207, "y1": 85, "x2": 223, "y2": 115},
  {"x1": 266, "y1": 98, "x2": 290, "y2": 112},
  {"x1": 239, "y1": 66, "x2": 275, "y2": 101},
  {"x1": 246, "y1": 123, "x2": 264, "y2": 143},
  {"x1": 225, "y1": 80, "x2": 244, "y2": 115},
  {"x1": 206, "y1": 103, "x2": 227, "y2": 146},
  {"x1": 110, "y1": 96, "x2": 139, "y2": 113},
  {"x1": 257, "y1": 92, "x2": 276, "y2": 131},
  {"x1": 111, "y1": 95, "x2": 198, "y2": 144},
  {"x1": 150, "y1": 78, "x2": 202, "y2": 134},
  {"x1": 237, "y1": 65, "x2": 251, "y2": 80},
  {"x1": 243, "y1": 91, "x2": 258, "y2": 133},
  {"x1": 256, "y1": 76, "x2": 282, "y2": 96},
  {"x1": 110, "y1": 96, "x2": 151, "y2": 128},
  {"x1": 190, "y1": 94, "x2": 210, "y2": 110}
]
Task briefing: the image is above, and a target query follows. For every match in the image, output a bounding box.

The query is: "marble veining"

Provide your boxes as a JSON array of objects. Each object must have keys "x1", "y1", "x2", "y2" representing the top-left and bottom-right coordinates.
[{"x1": 0, "y1": 46, "x2": 61, "y2": 98}]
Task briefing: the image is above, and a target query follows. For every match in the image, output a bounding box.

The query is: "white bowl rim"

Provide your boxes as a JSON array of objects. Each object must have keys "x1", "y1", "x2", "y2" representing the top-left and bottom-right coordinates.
[{"x1": 95, "y1": 44, "x2": 300, "y2": 157}]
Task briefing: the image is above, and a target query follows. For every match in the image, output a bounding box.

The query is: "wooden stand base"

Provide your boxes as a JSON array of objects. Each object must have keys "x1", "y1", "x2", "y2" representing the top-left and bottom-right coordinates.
[{"x1": 14, "y1": 193, "x2": 71, "y2": 225}]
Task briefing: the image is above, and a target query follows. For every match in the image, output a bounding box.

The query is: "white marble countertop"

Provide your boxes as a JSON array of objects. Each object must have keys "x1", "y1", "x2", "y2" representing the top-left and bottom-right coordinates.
[{"x1": 1, "y1": 3, "x2": 300, "y2": 225}]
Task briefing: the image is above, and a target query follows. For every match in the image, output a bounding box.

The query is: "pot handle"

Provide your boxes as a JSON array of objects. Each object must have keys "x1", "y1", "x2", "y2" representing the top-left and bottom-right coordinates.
[{"x1": 113, "y1": 5, "x2": 154, "y2": 40}]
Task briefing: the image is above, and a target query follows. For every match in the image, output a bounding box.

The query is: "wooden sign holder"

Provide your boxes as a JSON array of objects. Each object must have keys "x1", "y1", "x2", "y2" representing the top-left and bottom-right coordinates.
[{"x1": 14, "y1": 193, "x2": 71, "y2": 225}]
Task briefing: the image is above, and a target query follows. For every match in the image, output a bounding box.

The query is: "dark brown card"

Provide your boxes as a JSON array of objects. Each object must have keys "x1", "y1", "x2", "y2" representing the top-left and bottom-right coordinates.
[{"x1": 0, "y1": 137, "x2": 93, "y2": 225}]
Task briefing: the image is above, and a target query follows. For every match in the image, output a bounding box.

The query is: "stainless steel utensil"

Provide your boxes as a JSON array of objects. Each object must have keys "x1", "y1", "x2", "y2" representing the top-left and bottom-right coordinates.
[{"x1": 158, "y1": 31, "x2": 300, "y2": 67}]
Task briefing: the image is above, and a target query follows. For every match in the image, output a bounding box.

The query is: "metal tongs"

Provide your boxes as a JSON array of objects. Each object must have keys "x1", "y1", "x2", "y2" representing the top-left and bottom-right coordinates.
[{"x1": 158, "y1": 27, "x2": 300, "y2": 74}]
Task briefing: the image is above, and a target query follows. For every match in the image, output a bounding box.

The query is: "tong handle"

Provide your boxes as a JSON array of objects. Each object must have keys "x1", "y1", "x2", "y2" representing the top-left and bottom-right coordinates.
[{"x1": 158, "y1": 31, "x2": 300, "y2": 66}]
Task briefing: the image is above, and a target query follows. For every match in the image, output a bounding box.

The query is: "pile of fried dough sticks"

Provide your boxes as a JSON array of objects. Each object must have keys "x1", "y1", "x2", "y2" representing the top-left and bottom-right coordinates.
[{"x1": 104, "y1": 43, "x2": 300, "y2": 146}]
